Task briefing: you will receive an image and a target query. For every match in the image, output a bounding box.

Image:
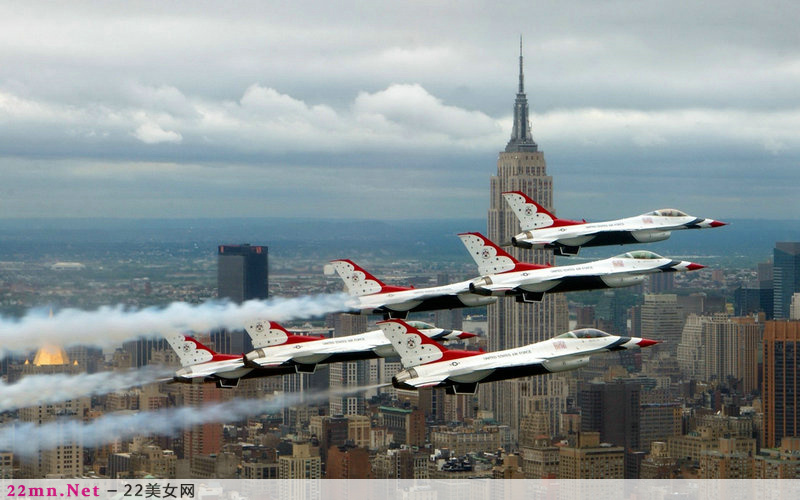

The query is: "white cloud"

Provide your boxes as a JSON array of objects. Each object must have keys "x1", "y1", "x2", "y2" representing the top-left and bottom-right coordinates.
[
  {"x1": 353, "y1": 84, "x2": 502, "y2": 142},
  {"x1": 133, "y1": 122, "x2": 182, "y2": 144}
]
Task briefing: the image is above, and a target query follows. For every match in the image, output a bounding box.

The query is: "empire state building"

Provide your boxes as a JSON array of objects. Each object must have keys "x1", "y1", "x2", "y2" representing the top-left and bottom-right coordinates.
[{"x1": 483, "y1": 41, "x2": 569, "y2": 433}]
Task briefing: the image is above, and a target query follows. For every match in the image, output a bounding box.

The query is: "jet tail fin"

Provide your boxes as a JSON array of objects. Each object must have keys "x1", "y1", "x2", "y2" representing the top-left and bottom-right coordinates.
[
  {"x1": 459, "y1": 232, "x2": 521, "y2": 275},
  {"x1": 458, "y1": 232, "x2": 549, "y2": 275},
  {"x1": 379, "y1": 319, "x2": 451, "y2": 368},
  {"x1": 164, "y1": 333, "x2": 218, "y2": 367},
  {"x1": 329, "y1": 259, "x2": 413, "y2": 296},
  {"x1": 245, "y1": 320, "x2": 323, "y2": 348},
  {"x1": 379, "y1": 319, "x2": 480, "y2": 369},
  {"x1": 502, "y1": 191, "x2": 558, "y2": 230}
]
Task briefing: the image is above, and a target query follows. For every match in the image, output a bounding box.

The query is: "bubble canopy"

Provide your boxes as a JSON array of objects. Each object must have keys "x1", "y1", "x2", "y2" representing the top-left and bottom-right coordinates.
[
  {"x1": 406, "y1": 320, "x2": 434, "y2": 330},
  {"x1": 554, "y1": 329, "x2": 611, "y2": 339},
  {"x1": 645, "y1": 208, "x2": 688, "y2": 217},
  {"x1": 615, "y1": 250, "x2": 665, "y2": 260}
]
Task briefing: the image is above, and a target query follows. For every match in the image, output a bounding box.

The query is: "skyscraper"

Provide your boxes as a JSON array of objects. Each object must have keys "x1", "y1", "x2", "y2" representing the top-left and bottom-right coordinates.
[
  {"x1": 640, "y1": 294, "x2": 683, "y2": 356},
  {"x1": 763, "y1": 320, "x2": 800, "y2": 448},
  {"x1": 182, "y1": 383, "x2": 224, "y2": 467},
  {"x1": 484, "y1": 40, "x2": 569, "y2": 433},
  {"x1": 677, "y1": 314, "x2": 761, "y2": 393},
  {"x1": 578, "y1": 380, "x2": 641, "y2": 453},
  {"x1": 328, "y1": 314, "x2": 368, "y2": 416},
  {"x1": 217, "y1": 244, "x2": 268, "y2": 304},
  {"x1": 215, "y1": 243, "x2": 269, "y2": 353},
  {"x1": 774, "y1": 243, "x2": 800, "y2": 319}
]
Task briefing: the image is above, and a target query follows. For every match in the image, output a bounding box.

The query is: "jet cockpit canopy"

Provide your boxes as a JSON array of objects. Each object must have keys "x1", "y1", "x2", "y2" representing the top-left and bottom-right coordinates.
[
  {"x1": 616, "y1": 250, "x2": 664, "y2": 260},
  {"x1": 554, "y1": 329, "x2": 611, "y2": 340},
  {"x1": 646, "y1": 208, "x2": 688, "y2": 217},
  {"x1": 406, "y1": 320, "x2": 434, "y2": 330}
]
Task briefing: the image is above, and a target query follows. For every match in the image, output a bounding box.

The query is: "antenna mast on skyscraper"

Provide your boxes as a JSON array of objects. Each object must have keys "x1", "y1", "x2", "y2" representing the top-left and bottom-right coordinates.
[
  {"x1": 506, "y1": 35, "x2": 537, "y2": 152},
  {"x1": 519, "y1": 35, "x2": 524, "y2": 94}
]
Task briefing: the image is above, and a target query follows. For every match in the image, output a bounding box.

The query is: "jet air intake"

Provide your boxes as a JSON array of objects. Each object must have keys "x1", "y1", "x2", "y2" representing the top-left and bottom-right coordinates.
[
  {"x1": 632, "y1": 230, "x2": 671, "y2": 243},
  {"x1": 601, "y1": 274, "x2": 647, "y2": 288},
  {"x1": 542, "y1": 356, "x2": 590, "y2": 373}
]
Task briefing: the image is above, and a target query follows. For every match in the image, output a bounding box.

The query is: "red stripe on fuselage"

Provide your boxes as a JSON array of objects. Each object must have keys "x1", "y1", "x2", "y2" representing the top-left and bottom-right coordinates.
[
  {"x1": 548, "y1": 218, "x2": 585, "y2": 228},
  {"x1": 429, "y1": 349, "x2": 482, "y2": 364},
  {"x1": 378, "y1": 285, "x2": 415, "y2": 293},
  {"x1": 505, "y1": 262, "x2": 552, "y2": 274},
  {"x1": 283, "y1": 334, "x2": 325, "y2": 344}
]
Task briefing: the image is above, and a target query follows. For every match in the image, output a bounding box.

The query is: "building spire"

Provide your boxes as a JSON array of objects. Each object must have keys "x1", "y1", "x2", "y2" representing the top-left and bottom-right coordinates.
[
  {"x1": 506, "y1": 36, "x2": 538, "y2": 153},
  {"x1": 519, "y1": 36, "x2": 524, "y2": 94}
]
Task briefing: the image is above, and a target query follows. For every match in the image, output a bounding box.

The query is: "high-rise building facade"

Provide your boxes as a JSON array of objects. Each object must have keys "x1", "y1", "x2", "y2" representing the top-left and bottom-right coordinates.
[
  {"x1": 774, "y1": 243, "x2": 800, "y2": 319},
  {"x1": 677, "y1": 314, "x2": 761, "y2": 393},
  {"x1": 182, "y1": 383, "x2": 224, "y2": 466},
  {"x1": 649, "y1": 273, "x2": 675, "y2": 294},
  {"x1": 215, "y1": 244, "x2": 269, "y2": 354},
  {"x1": 763, "y1": 320, "x2": 800, "y2": 448},
  {"x1": 278, "y1": 442, "x2": 322, "y2": 479},
  {"x1": 484, "y1": 41, "x2": 569, "y2": 433},
  {"x1": 578, "y1": 381, "x2": 641, "y2": 453},
  {"x1": 791, "y1": 293, "x2": 800, "y2": 320},
  {"x1": 217, "y1": 244, "x2": 268, "y2": 303},
  {"x1": 328, "y1": 314, "x2": 368, "y2": 416},
  {"x1": 640, "y1": 294, "x2": 683, "y2": 356}
]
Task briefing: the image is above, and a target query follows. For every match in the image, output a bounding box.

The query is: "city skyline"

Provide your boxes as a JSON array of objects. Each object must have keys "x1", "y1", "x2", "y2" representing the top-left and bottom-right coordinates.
[
  {"x1": 3, "y1": 2, "x2": 800, "y2": 481},
  {"x1": 1, "y1": 2, "x2": 799, "y2": 221}
]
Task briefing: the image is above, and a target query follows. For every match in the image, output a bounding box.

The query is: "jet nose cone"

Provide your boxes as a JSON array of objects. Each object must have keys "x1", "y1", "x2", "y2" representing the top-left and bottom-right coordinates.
[
  {"x1": 686, "y1": 262, "x2": 705, "y2": 271},
  {"x1": 458, "y1": 331, "x2": 478, "y2": 339},
  {"x1": 637, "y1": 338, "x2": 660, "y2": 348},
  {"x1": 710, "y1": 220, "x2": 727, "y2": 228}
]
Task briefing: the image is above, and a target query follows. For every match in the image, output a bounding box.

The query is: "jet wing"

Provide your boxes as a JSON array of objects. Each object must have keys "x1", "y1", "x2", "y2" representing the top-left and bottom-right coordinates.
[
  {"x1": 249, "y1": 352, "x2": 297, "y2": 367},
  {"x1": 471, "y1": 283, "x2": 518, "y2": 296},
  {"x1": 475, "y1": 356, "x2": 546, "y2": 371},
  {"x1": 505, "y1": 267, "x2": 618, "y2": 293},
  {"x1": 404, "y1": 286, "x2": 471, "y2": 301},
  {"x1": 400, "y1": 372, "x2": 452, "y2": 389}
]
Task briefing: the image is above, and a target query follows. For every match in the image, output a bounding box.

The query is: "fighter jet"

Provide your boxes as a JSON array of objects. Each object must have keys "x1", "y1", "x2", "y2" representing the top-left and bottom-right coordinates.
[
  {"x1": 458, "y1": 232, "x2": 704, "y2": 303},
  {"x1": 164, "y1": 320, "x2": 474, "y2": 386},
  {"x1": 164, "y1": 332, "x2": 298, "y2": 388},
  {"x1": 327, "y1": 259, "x2": 496, "y2": 319},
  {"x1": 502, "y1": 191, "x2": 726, "y2": 256},
  {"x1": 242, "y1": 320, "x2": 475, "y2": 373},
  {"x1": 380, "y1": 319, "x2": 659, "y2": 394}
]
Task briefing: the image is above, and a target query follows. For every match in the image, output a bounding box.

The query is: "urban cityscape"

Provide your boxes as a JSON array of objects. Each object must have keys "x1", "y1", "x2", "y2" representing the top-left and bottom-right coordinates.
[{"x1": 1, "y1": 48, "x2": 800, "y2": 482}]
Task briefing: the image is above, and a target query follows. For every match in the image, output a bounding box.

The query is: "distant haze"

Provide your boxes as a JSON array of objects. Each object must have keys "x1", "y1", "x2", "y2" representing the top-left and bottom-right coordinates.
[{"x1": 0, "y1": 217, "x2": 797, "y2": 266}]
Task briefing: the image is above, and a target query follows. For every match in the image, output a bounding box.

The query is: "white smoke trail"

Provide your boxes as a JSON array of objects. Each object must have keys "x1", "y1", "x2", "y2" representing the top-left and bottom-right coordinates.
[
  {"x1": 0, "y1": 367, "x2": 174, "y2": 413},
  {"x1": 0, "y1": 384, "x2": 389, "y2": 457},
  {"x1": 0, "y1": 293, "x2": 350, "y2": 356}
]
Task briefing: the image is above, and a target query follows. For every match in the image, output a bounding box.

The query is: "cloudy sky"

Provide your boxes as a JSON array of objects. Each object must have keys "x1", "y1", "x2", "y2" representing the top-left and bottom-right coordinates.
[{"x1": 1, "y1": 1, "x2": 798, "y2": 221}]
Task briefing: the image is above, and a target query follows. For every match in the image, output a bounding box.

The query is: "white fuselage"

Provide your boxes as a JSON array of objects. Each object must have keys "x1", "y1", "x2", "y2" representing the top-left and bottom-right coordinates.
[
  {"x1": 470, "y1": 254, "x2": 694, "y2": 296},
  {"x1": 513, "y1": 213, "x2": 720, "y2": 252},
  {"x1": 394, "y1": 334, "x2": 644, "y2": 390},
  {"x1": 345, "y1": 279, "x2": 496, "y2": 315},
  {"x1": 245, "y1": 327, "x2": 468, "y2": 368}
]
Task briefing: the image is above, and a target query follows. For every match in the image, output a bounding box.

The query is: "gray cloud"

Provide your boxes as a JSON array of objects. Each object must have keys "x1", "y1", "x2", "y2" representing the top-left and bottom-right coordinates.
[{"x1": 0, "y1": 0, "x2": 798, "y2": 220}]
